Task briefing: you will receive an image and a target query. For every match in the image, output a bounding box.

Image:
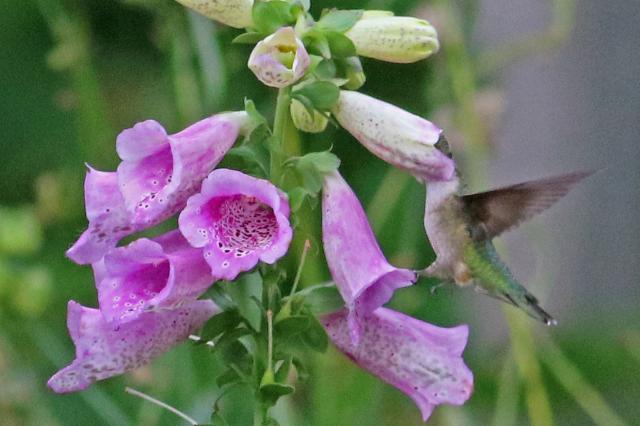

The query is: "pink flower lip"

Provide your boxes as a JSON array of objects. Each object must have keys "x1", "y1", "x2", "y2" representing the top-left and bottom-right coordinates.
[{"x1": 179, "y1": 169, "x2": 293, "y2": 281}]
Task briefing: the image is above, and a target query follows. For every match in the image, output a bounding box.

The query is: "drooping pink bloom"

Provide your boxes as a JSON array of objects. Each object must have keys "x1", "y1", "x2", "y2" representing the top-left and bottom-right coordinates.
[
  {"x1": 179, "y1": 169, "x2": 292, "y2": 281},
  {"x1": 47, "y1": 299, "x2": 218, "y2": 394},
  {"x1": 94, "y1": 230, "x2": 213, "y2": 325},
  {"x1": 66, "y1": 168, "x2": 133, "y2": 265},
  {"x1": 322, "y1": 171, "x2": 416, "y2": 344},
  {"x1": 332, "y1": 91, "x2": 455, "y2": 181},
  {"x1": 323, "y1": 308, "x2": 473, "y2": 422},
  {"x1": 248, "y1": 27, "x2": 310, "y2": 88},
  {"x1": 66, "y1": 112, "x2": 248, "y2": 265}
]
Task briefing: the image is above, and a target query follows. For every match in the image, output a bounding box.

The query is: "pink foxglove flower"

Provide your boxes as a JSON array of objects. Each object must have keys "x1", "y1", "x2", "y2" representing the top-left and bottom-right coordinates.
[
  {"x1": 248, "y1": 27, "x2": 310, "y2": 88},
  {"x1": 323, "y1": 307, "x2": 473, "y2": 422},
  {"x1": 322, "y1": 171, "x2": 416, "y2": 344},
  {"x1": 332, "y1": 91, "x2": 455, "y2": 182},
  {"x1": 95, "y1": 230, "x2": 212, "y2": 325},
  {"x1": 179, "y1": 169, "x2": 292, "y2": 281},
  {"x1": 67, "y1": 112, "x2": 247, "y2": 264},
  {"x1": 47, "y1": 299, "x2": 218, "y2": 393}
]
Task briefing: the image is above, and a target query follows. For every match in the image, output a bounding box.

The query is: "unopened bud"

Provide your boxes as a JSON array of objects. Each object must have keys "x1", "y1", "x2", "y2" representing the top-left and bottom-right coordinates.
[{"x1": 346, "y1": 11, "x2": 439, "y2": 64}]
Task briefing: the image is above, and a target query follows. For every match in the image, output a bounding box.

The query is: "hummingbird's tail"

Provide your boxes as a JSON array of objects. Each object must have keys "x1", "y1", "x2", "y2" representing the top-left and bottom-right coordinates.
[{"x1": 496, "y1": 288, "x2": 557, "y2": 326}]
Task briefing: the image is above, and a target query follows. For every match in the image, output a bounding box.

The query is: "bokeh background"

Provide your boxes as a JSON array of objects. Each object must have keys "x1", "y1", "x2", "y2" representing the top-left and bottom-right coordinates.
[{"x1": 1, "y1": 0, "x2": 639, "y2": 424}]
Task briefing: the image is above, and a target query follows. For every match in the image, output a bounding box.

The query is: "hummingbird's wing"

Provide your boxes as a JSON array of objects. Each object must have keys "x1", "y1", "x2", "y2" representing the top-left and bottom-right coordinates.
[{"x1": 462, "y1": 171, "x2": 594, "y2": 240}]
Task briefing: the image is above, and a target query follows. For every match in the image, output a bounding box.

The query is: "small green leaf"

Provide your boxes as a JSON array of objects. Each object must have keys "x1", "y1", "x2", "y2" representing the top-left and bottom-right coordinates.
[
  {"x1": 213, "y1": 327, "x2": 253, "y2": 353},
  {"x1": 303, "y1": 31, "x2": 331, "y2": 58},
  {"x1": 287, "y1": 187, "x2": 309, "y2": 212},
  {"x1": 275, "y1": 315, "x2": 310, "y2": 337},
  {"x1": 314, "y1": 59, "x2": 337, "y2": 80},
  {"x1": 292, "y1": 81, "x2": 340, "y2": 111},
  {"x1": 317, "y1": 9, "x2": 363, "y2": 32},
  {"x1": 297, "y1": 282, "x2": 344, "y2": 314},
  {"x1": 275, "y1": 356, "x2": 292, "y2": 383},
  {"x1": 200, "y1": 309, "x2": 242, "y2": 342},
  {"x1": 232, "y1": 32, "x2": 264, "y2": 44},
  {"x1": 252, "y1": 1, "x2": 294, "y2": 34},
  {"x1": 325, "y1": 31, "x2": 356, "y2": 58},
  {"x1": 288, "y1": 150, "x2": 341, "y2": 194},
  {"x1": 225, "y1": 272, "x2": 263, "y2": 331},
  {"x1": 260, "y1": 382, "x2": 295, "y2": 399},
  {"x1": 244, "y1": 98, "x2": 268, "y2": 127},
  {"x1": 302, "y1": 314, "x2": 329, "y2": 353},
  {"x1": 262, "y1": 417, "x2": 281, "y2": 426}
]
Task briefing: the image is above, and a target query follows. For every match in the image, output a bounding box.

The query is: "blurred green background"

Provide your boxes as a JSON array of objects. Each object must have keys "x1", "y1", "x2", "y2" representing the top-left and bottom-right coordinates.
[{"x1": 1, "y1": 0, "x2": 639, "y2": 424}]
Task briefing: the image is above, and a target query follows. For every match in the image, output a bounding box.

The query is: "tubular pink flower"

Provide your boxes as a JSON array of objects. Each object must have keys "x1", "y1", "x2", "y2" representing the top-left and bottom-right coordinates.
[
  {"x1": 179, "y1": 169, "x2": 292, "y2": 281},
  {"x1": 323, "y1": 308, "x2": 473, "y2": 422},
  {"x1": 47, "y1": 299, "x2": 218, "y2": 394},
  {"x1": 95, "y1": 230, "x2": 213, "y2": 325},
  {"x1": 322, "y1": 171, "x2": 416, "y2": 344},
  {"x1": 332, "y1": 91, "x2": 455, "y2": 181},
  {"x1": 248, "y1": 27, "x2": 310, "y2": 88},
  {"x1": 66, "y1": 112, "x2": 247, "y2": 265}
]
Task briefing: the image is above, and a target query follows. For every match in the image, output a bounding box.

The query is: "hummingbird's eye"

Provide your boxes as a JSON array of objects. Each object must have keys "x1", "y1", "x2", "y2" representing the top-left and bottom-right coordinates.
[{"x1": 435, "y1": 134, "x2": 453, "y2": 159}]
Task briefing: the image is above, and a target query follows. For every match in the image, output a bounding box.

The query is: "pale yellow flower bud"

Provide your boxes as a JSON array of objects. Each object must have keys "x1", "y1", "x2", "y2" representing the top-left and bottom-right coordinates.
[
  {"x1": 174, "y1": 0, "x2": 253, "y2": 29},
  {"x1": 346, "y1": 12, "x2": 439, "y2": 64}
]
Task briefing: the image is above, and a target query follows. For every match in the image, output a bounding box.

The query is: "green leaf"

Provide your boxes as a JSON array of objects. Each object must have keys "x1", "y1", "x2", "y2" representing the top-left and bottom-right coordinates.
[
  {"x1": 303, "y1": 31, "x2": 331, "y2": 58},
  {"x1": 297, "y1": 282, "x2": 344, "y2": 314},
  {"x1": 325, "y1": 31, "x2": 356, "y2": 58},
  {"x1": 232, "y1": 32, "x2": 264, "y2": 44},
  {"x1": 225, "y1": 123, "x2": 270, "y2": 178},
  {"x1": 260, "y1": 382, "x2": 295, "y2": 399},
  {"x1": 252, "y1": 1, "x2": 294, "y2": 34},
  {"x1": 317, "y1": 9, "x2": 363, "y2": 32},
  {"x1": 287, "y1": 150, "x2": 341, "y2": 194},
  {"x1": 200, "y1": 309, "x2": 242, "y2": 342},
  {"x1": 314, "y1": 59, "x2": 337, "y2": 80},
  {"x1": 213, "y1": 327, "x2": 253, "y2": 353},
  {"x1": 262, "y1": 417, "x2": 281, "y2": 426},
  {"x1": 275, "y1": 315, "x2": 310, "y2": 337},
  {"x1": 292, "y1": 81, "x2": 340, "y2": 111},
  {"x1": 275, "y1": 356, "x2": 292, "y2": 383},
  {"x1": 244, "y1": 98, "x2": 268, "y2": 127},
  {"x1": 302, "y1": 314, "x2": 329, "y2": 353},
  {"x1": 287, "y1": 187, "x2": 309, "y2": 212},
  {"x1": 225, "y1": 272, "x2": 264, "y2": 331}
]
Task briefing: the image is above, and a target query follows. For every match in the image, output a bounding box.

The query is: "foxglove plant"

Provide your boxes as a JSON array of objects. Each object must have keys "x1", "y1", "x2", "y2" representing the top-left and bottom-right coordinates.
[{"x1": 50, "y1": 1, "x2": 483, "y2": 424}]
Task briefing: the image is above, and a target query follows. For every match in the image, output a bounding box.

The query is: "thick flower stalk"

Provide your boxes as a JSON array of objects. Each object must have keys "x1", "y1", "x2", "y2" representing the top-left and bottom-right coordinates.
[
  {"x1": 48, "y1": 299, "x2": 218, "y2": 393},
  {"x1": 322, "y1": 170, "x2": 416, "y2": 343},
  {"x1": 332, "y1": 90, "x2": 455, "y2": 182},
  {"x1": 67, "y1": 112, "x2": 247, "y2": 264},
  {"x1": 179, "y1": 168, "x2": 292, "y2": 281},
  {"x1": 95, "y1": 230, "x2": 213, "y2": 325},
  {"x1": 248, "y1": 27, "x2": 310, "y2": 88},
  {"x1": 323, "y1": 307, "x2": 473, "y2": 422},
  {"x1": 346, "y1": 11, "x2": 439, "y2": 64},
  {"x1": 174, "y1": 0, "x2": 253, "y2": 29}
]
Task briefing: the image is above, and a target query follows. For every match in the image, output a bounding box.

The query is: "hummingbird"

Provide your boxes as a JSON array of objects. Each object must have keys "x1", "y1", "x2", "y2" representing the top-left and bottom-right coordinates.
[{"x1": 422, "y1": 139, "x2": 593, "y2": 325}]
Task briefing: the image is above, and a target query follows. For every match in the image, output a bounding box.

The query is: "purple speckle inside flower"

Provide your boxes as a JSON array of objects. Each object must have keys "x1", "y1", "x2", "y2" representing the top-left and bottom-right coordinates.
[
  {"x1": 121, "y1": 146, "x2": 174, "y2": 214},
  {"x1": 207, "y1": 194, "x2": 278, "y2": 257},
  {"x1": 112, "y1": 262, "x2": 170, "y2": 321}
]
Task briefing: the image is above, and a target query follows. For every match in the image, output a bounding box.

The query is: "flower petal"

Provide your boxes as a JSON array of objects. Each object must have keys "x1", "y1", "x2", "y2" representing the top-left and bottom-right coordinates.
[
  {"x1": 66, "y1": 168, "x2": 135, "y2": 264},
  {"x1": 323, "y1": 308, "x2": 473, "y2": 422},
  {"x1": 179, "y1": 169, "x2": 292, "y2": 281},
  {"x1": 117, "y1": 114, "x2": 243, "y2": 227},
  {"x1": 47, "y1": 299, "x2": 218, "y2": 393},
  {"x1": 332, "y1": 91, "x2": 455, "y2": 181},
  {"x1": 96, "y1": 230, "x2": 213, "y2": 325},
  {"x1": 322, "y1": 171, "x2": 416, "y2": 343}
]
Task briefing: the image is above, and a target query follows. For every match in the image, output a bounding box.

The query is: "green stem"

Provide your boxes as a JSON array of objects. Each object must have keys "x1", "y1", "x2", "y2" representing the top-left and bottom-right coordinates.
[{"x1": 270, "y1": 87, "x2": 292, "y2": 183}]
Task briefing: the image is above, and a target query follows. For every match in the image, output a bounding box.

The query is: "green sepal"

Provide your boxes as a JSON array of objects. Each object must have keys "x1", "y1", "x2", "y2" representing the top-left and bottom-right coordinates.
[
  {"x1": 295, "y1": 282, "x2": 344, "y2": 314},
  {"x1": 199, "y1": 309, "x2": 242, "y2": 343},
  {"x1": 285, "y1": 150, "x2": 341, "y2": 195},
  {"x1": 324, "y1": 31, "x2": 356, "y2": 58},
  {"x1": 301, "y1": 313, "x2": 329, "y2": 353},
  {"x1": 252, "y1": 1, "x2": 295, "y2": 35}
]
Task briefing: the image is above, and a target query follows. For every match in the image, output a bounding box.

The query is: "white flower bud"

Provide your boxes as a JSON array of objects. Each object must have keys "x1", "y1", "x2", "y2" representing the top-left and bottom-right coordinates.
[
  {"x1": 290, "y1": 99, "x2": 329, "y2": 133},
  {"x1": 174, "y1": 0, "x2": 253, "y2": 29}
]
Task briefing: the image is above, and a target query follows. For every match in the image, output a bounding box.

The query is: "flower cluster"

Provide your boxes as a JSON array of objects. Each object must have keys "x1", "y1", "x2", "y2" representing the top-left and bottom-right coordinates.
[
  {"x1": 50, "y1": 1, "x2": 476, "y2": 423},
  {"x1": 50, "y1": 114, "x2": 293, "y2": 392}
]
